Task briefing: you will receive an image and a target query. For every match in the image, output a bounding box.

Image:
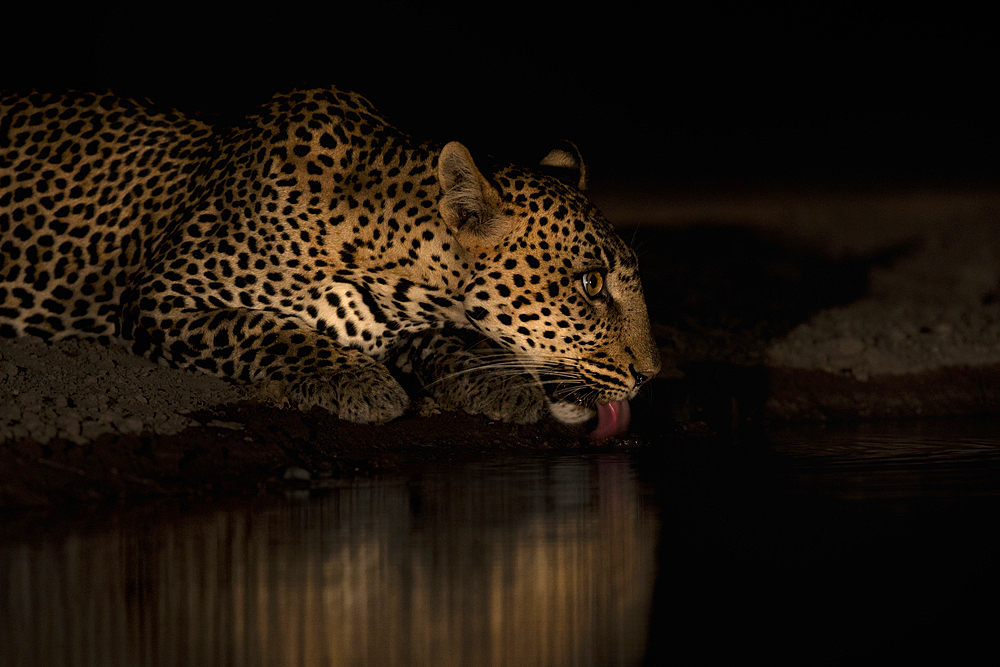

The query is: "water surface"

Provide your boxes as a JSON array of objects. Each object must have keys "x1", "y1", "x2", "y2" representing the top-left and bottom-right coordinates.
[
  {"x1": 2, "y1": 454, "x2": 657, "y2": 667},
  {"x1": 4, "y1": 419, "x2": 1000, "y2": 665}
]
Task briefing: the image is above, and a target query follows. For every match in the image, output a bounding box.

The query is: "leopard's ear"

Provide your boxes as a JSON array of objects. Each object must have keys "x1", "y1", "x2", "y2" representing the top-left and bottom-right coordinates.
[
  {"x1": 539, "y1": 140, "x2": 587, "y2": 191},
  {"x1": 438, "y1": 141, "x2": 509, "y2": 253}
]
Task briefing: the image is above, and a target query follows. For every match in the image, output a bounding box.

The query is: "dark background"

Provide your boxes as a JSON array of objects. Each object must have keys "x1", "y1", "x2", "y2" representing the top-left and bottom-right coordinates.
[{"x1": 3, "y1": 5, "x2": 997, "y2": 189}]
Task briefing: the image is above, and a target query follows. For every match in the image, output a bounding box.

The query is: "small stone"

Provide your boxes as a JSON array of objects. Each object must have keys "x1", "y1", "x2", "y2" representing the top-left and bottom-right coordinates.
[
  {"x1": 116, "y1": 417, "x2": 145, "y2": 433},
  {"x1": 283, "y1": 467, "x2": 311, "y2": 481},
  {"x1": 0, "y1": 405, "x2": 22, "y2": 422},
  {"x1": 30, "y1": 422, "x2": 58, "y2": 443},
  {"x1": 415, "y1": 397, "x2": 442, "y2": 418},
  {"x1": 207, "y1": 420, "x2": 244, "y2": 430},
  {"x1": 837, "y1": 337, "x2": 865, "y2": 356},
  {"x1": 55, "y1": 413, "x2": 82, "y2": 437},
  {"x1": 81, "y1": 421, "x2": 112, "y2": 440}
]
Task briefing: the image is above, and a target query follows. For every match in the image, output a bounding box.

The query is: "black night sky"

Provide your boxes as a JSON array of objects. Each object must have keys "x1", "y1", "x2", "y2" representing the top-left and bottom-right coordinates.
[{"x1": 4, "y1": 5, "x2": 997, "y2": 189}]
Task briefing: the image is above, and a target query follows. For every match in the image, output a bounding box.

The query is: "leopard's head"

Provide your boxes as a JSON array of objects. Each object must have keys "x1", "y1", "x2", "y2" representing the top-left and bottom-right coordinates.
[{"x1": 438, "y1": 141, "x2": 660, "y2": 437}]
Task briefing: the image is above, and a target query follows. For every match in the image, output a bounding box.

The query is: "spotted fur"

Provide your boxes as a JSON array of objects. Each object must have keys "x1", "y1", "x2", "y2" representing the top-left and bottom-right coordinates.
[{"x1": 0, "y1": 86, "x2": 659, "y2": 425}]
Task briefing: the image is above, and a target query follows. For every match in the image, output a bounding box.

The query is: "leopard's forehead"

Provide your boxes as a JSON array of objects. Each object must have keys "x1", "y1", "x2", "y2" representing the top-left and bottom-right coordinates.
[{"x1": 491, "y1": 165, "x2": 636, "y2": 273}]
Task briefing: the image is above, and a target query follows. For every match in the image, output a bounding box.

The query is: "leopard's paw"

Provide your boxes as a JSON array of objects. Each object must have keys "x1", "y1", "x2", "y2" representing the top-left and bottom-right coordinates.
[
  {"x1": 293, "y1": 363, "x2": 409, "y2": 424},
  {"x1": 431, "y1": 372, "x2": 546, "y2": 424}
]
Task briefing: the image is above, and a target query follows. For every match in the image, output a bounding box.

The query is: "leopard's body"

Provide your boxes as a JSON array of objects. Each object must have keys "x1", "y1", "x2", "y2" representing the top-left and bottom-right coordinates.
[{"x1": 0, "y1": 86, "x2": 659, "y2": 429}]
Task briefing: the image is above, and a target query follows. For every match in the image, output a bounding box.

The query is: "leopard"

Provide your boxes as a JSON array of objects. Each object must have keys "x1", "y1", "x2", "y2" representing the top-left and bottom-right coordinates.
[{"x1": 0, "y1": 85, "x2": 660, "y2": 439}]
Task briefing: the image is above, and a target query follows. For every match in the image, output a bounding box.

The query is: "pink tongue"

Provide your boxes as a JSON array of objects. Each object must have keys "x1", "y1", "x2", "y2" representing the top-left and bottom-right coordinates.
[{"x1": 589, "y1": 400, "x2": 632, "y2": 441}]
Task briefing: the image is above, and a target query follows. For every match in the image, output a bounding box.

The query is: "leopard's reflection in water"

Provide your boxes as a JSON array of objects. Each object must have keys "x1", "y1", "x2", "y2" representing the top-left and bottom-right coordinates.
[{"x1": 1, "y1": 454, "x2": 657, "y2": 667}]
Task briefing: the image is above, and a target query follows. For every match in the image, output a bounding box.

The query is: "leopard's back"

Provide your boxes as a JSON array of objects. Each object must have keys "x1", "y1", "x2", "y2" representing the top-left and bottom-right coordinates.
[{"x1": 0, "y1": 90, "x2": 215, "y2": 338}]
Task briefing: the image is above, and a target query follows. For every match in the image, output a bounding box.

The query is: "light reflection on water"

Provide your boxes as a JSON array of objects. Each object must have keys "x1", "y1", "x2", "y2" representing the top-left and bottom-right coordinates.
[
  {"x1": 1, "y1": 454, "x2": 657, "y2": 667},
  {"x1": 4, "y1": 420, "x2": 1000, "y2": 665}
]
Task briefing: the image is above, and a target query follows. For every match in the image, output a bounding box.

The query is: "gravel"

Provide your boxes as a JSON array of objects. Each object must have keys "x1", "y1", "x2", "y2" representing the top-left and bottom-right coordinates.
[
  {"x1": 0, "y1": 336, "x2": 245, "y2": 444},
  {"x1": 767, "y1": 209, "x2": 1000, "y2": 380}
]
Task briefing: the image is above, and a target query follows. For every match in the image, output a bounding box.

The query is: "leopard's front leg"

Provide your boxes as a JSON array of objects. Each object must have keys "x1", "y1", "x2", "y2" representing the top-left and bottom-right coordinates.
[
  {"x1": 122, "y1": 304, "x2": 409, "y2": 424},
  {"x1": 392, "y1": 331, "x2": 547, "y2": 424}
]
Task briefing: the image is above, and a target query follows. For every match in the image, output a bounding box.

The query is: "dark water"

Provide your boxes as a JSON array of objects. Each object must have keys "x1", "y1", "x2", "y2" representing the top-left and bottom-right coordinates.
[
  {"x1": 3, "y1": 419, "x2": 1000, "y2": 666},
  {"x1": 652, "y1": 419, "x2": 1000, "y2": 664}
]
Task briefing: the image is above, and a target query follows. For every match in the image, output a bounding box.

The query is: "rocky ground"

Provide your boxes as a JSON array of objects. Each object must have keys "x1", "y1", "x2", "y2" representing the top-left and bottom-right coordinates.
[
  {"x1": 2, "y1": 184, "x2": 999, "y2": 507},
  {"x1": 606, "y1": 183, "x2": 1000, "y2": 421}
]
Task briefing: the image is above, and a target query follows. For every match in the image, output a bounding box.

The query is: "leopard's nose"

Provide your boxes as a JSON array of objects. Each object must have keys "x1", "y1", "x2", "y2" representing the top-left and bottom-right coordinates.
[{"x1": 629, "y1": 364, "x2": 649, "y2": 387}]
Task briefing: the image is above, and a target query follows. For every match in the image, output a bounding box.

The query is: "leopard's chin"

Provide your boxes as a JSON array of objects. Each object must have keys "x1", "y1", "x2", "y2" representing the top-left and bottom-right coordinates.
[
  {"x1": 547, "y1": 400, "x2": 595, "y2": 426},
  {"x1": 547, "y1": 398, "x2": 632, "y2": 440}
]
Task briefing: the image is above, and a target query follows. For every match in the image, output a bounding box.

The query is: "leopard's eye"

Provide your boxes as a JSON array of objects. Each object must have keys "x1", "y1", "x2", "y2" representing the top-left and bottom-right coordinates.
[{"x1": 581, "y1": 271, "x2": 604, "y2": 298}]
